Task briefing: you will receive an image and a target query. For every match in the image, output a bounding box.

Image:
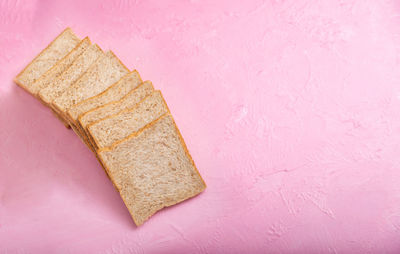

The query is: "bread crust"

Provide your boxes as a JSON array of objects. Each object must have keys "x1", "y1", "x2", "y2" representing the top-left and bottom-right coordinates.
[
  {"x1": 49, "y1": 44, "x2": 105, "y2": 125},
  {"x1": 67, "y1": 70, "x2": 141, "y2": 120},
  {"x1": 87, "y1": 90, "x2": 164, "y2": 150},
  {"x1": 97, "y1": 113, "x2": 206, "y2": 226},
  {"x1": 78, "y1": 81, "x2": 154, "y2": 149},
  {"x1": 65, "y1": 71, "x2": 143, "y2": 146},
  {"x1": 14, "y1": 28, "x2": 80, "y2": 94},
  {"x1": 33, "y1": 37, "x2": 92, "y2": 101}
]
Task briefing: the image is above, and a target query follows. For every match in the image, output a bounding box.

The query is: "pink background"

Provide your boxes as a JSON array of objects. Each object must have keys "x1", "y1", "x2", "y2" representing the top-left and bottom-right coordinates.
[{"x1": 1, "y1": 0, "x2": 400, "y2": 253}]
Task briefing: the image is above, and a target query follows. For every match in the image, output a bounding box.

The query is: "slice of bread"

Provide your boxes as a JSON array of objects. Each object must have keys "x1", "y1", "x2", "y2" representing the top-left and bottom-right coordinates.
[
  {"x1": 98, "y1": 113, "x2": 206, "y2": 226},
  {"x1": 67, "y1": 71, "x2": 143, "y2": 149},
  {"x1": 66, "y1": 70, "x2": 142, "y2": 124},
  {"x1": 52, "y1": 51, "x2": 129, "y2": 124},
  {"x1": 39, "y1": 44, "x2": 104, "y2": 106},
  {"x1": 15, "y1": 28, "x2": 80, "y2": 94},
  {"x1": 78, "y1": 81, "x2": 154, "y2": 147},
  {"x1": 30, "y1": 37, "x2": 91, "y2": 96},
  {"x1": 88, "y1": 90, "x2": 169, "y2": 150}
]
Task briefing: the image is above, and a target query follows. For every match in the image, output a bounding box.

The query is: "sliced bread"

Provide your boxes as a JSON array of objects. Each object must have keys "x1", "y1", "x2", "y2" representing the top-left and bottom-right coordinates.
[
  {"x1": 98, "y1": 113, "x2": 206, "y2": 226},
  {"x1": 52, "y1": 51, "x2": 129, "y2": 124},
  {"x1": 39, "y1": 44, "x2": 104, "y2": 106},
  {"x1": 67, "y1": 71, "x2": 143, "y2": 149},
  {"x1": 78, "y1": 81, "x2": 154, "y2": 147},
  {"x1": 30, "y1": 37, "x2": 91, "y2": 96},
  {"x1": 51, "y1": 108, "x2": 71, "y2": 128},
  {"x1": 15, "y1": 28, "x2": 80, "y2": 94},
  {"x1": 88, "y1": 90, "x2": 169, "y2": 150},
  {"x1": 66, "y1": 70, "x2": 142, "y2": 125}
]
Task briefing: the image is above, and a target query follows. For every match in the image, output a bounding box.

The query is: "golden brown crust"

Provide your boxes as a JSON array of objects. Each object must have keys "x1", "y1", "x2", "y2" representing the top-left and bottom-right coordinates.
[
  {"x1": 67, "y1": 71, "x2": 143, "y2": 150},
  {"x1": 51, "y1": 102, "x2": 72, "y2": 126},
  {"x1": 69, "y1": 70, "x2": 139, "y2": 111},
  {"x1": 96, "y1": 113, "x2": 167, "y2": 153},
  {"x1": 14, "y1": 79, "x2": 36, "y2": 96},
  {"x1": 65, "y1": 54, "x2": 131, "y2": 151},
  {"x1": 77, "y1": 118, "x2": 96, "y2": 149},
  {"x1": 87, "y1": 91, "x2": 157, "y2": 151},
  {"x1": 94, "y1": 90, "x2": 169, "y2": 151},
  {"x1": 65, "y1": 70, "x2": 141, "y2": 123},
  {"x1": 78, "y1": 80, "x2": 154, "y2": 130},
  {"x1": 87, "y1": 126, "x2": 99, "y2": 151},
  {"x1": 76, "y1": 121, "x2": 96, "y2": 151},
  {"x1": 51, "y1": 103, "x2": 67, "y2": 121},
  {"x1": 61, "y1": 49, "x2": 128, "y2": 130},
  {"x1": 87, "y1": 87, "x2": 156, "y2": 129},
  {"x1": 34, "y1": 37, "x2": 92, "y2": 102},
  {"x1": 70, "y1": 122, "x2": 93, "y2": 147},
  {"x1": 49, "y1": 44, "x2": 105, "y2": 124},
  {"x1": 76, "y1": 79, "x2": 151, "y2": 150}
]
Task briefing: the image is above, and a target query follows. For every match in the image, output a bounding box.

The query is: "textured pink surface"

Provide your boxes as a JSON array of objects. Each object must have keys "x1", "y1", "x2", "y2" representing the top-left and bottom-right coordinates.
[{"x1": 1, "y1": 0, "x2": 400, "y2": 253}]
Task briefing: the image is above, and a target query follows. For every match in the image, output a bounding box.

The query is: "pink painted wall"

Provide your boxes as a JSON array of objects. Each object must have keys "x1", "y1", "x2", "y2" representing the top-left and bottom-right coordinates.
[{"x1": 1, "y1": 0, "x2": 400, "y2": 253}]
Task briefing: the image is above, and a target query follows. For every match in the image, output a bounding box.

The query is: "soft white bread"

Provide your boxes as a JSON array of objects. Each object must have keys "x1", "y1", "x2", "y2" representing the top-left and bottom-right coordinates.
[
  {"x1": 98, "y1": 113, "x2": 206, "y2": 226},
  {"x1": 15, "y1": 28, "x2": 80, "y2": 94},
  {"x1": 30, "y1": 37, "x2": 91, "y2": 96},
  {"x1": 39, "y1": 44, "x2": 104, "y2": 106},
  {"x1": 79, "y1": 81, "x2": 154, "y2": 147},
  {"x1": 88, "y1": 90, "x2": 168, "y2": 150},
  {"x1": 52, "y1": 51, "x2": 129, "y2": 125}
]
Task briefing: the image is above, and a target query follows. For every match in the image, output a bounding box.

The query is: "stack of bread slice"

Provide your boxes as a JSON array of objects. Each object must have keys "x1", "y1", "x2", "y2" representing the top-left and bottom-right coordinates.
[{"x1": 14, "y1": 28, "x2": 206, "y2": 226}]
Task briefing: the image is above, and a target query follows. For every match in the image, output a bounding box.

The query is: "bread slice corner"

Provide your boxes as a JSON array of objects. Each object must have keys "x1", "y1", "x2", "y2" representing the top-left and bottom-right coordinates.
[
  {"x1": 32, "y1": 36, "x2": 92, "y2": 98},
  {"x1": 66, "y1": 69, "x2": 143, "y2": 124},
  {"x1": 52, "y1": 50, "x2": 129, "y2": 122},
  {"x1": 87, "y1": 89, "x2": 169, "y2": 151},
  {"x1": 77, "y1": 80, "x2": 154, "y2": 150},
  {"x1": 78, "y1": 80, "x2": 154, "y2": 131},
  {"x1": 108, "y1": 50, "x2": 130, "y2": 73},
  {"x1": 14, "y1": 28, "x2": 80, "y2": 94},
  {"x1": 98, "y1": 113, "x2": 206, "y2": 226},
  {"x1": 39, "y1": 43, "x2": 104, "y2": 106}
]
